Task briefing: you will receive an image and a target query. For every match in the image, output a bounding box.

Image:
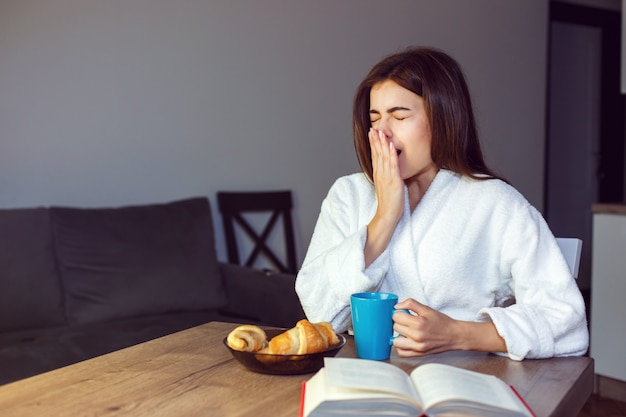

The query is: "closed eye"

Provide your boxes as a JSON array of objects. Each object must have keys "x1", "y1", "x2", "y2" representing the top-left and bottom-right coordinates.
[{"x1": 390, "y1": 106, "x2": 411, "y2": 121}]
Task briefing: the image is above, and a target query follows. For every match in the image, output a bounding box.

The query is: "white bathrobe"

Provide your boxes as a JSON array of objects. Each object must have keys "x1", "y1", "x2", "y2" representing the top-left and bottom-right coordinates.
[{"x1": 295, "y1": 170, "x2": 589, "y2": 360}]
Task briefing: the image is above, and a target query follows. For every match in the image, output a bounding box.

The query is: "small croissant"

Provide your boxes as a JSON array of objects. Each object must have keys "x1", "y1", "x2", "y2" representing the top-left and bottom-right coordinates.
[{"x1": 226, "y1": 325, "x2": 269, "y2": 352}]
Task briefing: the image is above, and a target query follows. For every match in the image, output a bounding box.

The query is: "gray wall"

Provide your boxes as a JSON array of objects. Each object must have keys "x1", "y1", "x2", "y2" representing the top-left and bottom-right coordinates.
[{"x1": 0, "y1": 0, "x2": 548, "y2": 264}]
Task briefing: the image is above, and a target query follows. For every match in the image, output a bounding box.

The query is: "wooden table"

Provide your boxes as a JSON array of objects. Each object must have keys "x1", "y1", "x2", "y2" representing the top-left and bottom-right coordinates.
[{"x1": 0, "y1": 321, "x2": 593, "y2": 417}]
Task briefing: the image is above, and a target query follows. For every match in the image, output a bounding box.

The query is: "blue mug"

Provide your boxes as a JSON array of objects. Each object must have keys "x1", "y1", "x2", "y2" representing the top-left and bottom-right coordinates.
[{"x1": 350, "y1": 292, "x2": 404, "y2": 360}]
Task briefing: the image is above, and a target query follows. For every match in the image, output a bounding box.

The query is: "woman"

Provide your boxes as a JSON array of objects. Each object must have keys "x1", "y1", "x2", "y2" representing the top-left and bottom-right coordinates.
[{"x1": 295, "y1": 46, "x2": 589, "y2": 360}]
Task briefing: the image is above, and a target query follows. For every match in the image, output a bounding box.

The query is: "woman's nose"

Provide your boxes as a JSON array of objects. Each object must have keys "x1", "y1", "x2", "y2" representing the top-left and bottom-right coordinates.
[
  {"x1": 376, "y1": 118, "x2": 393, "y2": 139},
  {"x1": 379, "y1": 127, "x2": 393, "y2": 141}
]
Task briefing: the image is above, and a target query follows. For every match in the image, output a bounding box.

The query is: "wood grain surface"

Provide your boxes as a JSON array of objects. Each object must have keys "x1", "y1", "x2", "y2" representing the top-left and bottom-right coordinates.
[{"x1": 0, "y1": 321, "x2": 593, "y2": 417}]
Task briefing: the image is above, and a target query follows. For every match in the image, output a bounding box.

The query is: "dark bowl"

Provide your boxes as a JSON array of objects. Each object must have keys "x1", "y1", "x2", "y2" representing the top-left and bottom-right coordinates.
[{"x1": 223, "y1": 328, "x2": 346, "y2": 375}]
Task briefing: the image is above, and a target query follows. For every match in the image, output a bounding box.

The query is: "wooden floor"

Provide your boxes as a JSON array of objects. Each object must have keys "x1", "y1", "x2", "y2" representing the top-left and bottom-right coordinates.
[
  {"x1": 577, "y1": 374, "x2": 626, "y2": 417},
  {"x1": 578, "y1": 394, "x2": 626, "y2": 417}
]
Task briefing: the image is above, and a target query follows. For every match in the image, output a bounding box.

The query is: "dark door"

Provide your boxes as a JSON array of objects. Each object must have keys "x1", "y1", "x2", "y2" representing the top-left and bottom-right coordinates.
[{"x1": 546, "y1": 1, "x2": 625, "y2": 290}]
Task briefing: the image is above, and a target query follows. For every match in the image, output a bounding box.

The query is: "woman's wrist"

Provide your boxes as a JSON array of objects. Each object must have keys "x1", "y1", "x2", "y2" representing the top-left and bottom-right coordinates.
[
  {"x1": 365, "y1": 214, "x2": 396, "y2": 267},
  {"x1": 457, "y1": 321, "x2": 507, "y2": 353}
]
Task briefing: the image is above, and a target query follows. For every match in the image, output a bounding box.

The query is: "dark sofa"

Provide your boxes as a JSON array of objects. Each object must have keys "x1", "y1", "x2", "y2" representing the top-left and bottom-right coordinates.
[{"x1": 0, "y1": 197, "x2": 305, "y2": 386}]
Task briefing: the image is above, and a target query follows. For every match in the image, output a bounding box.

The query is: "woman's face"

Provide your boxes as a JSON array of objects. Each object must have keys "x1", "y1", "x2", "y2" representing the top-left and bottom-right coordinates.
[{"x1": 369, "y1": 79, "x2": 434, "y2": 181}]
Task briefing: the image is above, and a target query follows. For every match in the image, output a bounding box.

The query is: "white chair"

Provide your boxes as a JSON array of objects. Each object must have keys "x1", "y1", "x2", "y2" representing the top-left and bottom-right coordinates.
[{"x1": 555, "y1": 237, "x2": 583, "y2": 279}]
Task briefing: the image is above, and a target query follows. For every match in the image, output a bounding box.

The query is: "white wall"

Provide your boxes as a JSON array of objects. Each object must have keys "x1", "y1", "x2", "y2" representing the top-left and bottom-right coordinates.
[{"x1": 0, "y1": 0, "x2": 549, "y2": 264}]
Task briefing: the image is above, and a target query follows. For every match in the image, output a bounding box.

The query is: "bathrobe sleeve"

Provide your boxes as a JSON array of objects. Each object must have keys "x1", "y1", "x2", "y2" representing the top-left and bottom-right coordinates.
[
  {"x1": 477, "y1": 196, "x2": 589, "y2": 360},
  {"x1": 295, "y1": 175, "x2": 389, "y2": 332}
]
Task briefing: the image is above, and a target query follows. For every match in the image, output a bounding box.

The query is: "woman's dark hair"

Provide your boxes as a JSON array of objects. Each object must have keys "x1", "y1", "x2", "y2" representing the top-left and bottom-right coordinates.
[{"x1": 353, "y1": 46, "x2": 504, "y2": 183}]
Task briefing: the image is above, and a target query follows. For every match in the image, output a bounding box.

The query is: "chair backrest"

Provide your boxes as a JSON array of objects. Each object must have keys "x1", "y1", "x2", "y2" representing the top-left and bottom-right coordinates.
[
  {"x1": 555, "y1": 237, "x2": 583, "y2": 279},
  {"x1": 216, "y1": 190, "x2": 297, "y2": 274}
]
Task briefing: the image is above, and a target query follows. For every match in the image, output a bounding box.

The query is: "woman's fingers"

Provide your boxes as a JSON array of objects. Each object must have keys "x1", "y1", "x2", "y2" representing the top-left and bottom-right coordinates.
[
  {"x1": 369, "y1": 128, "x2": 404, "y2": 226},
  {"x1": 391, "y1": 298, "x2": 463, "y2": 356},
  {"x1": 370, "y1": 128, "x2": 399, "y2": 181}
]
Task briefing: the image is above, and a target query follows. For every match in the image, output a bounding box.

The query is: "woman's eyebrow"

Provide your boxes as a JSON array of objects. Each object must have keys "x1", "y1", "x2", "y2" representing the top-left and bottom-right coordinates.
[
  {"x1": 387, "y1": 106, "x2": 411, "y2": 113},
  {"x1": 369, "y1": 106, "x2": 411, "y2": 115}
]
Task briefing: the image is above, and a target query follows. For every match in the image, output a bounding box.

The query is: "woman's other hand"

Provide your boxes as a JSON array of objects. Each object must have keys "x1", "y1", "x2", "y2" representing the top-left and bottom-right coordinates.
[
  {"x1": 364, "y1": 128, "x2": 404, "y2": 266},
  {"x1": 392, "y1": 298, "x2": 507, "y2": 356},
  {"x1": 369, "y1": 128, "x2": 404, "y2": 225}
]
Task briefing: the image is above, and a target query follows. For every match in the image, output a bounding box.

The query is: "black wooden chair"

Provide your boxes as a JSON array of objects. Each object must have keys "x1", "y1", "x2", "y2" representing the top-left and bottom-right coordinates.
[{"x1": 216, "y1": 190, "x2": 297, "y2": 274}]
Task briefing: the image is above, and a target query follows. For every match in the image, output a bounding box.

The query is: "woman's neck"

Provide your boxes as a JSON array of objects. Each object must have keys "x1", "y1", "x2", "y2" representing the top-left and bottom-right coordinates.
[{"x1": 405, "y1": 164, "x2": 440, "y2": 211}]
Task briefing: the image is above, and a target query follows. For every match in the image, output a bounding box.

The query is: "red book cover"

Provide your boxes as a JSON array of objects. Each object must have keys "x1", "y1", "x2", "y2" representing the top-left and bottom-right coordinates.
[
  {"x1": 299, "y1": 380, "x2": 306, "y2": 417},
  {"x1": 510, "y1": 385, "x2": 537, "y2": 417}
]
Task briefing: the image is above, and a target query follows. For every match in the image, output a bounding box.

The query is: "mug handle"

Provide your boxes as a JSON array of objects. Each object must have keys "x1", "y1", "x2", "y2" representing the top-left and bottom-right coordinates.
[{"x1": 389, "y1": 309, "x2": 410, "y2": 345}]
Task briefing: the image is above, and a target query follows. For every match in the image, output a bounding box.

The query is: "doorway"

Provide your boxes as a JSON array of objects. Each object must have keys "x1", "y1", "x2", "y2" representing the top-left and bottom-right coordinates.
[{"x1": 546, "y1": 1, "x2": 625, "y2": 290}]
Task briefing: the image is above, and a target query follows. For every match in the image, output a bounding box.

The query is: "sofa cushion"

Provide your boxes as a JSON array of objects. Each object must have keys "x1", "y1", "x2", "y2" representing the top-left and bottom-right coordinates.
[
  {"x1": 0, "y1": 310, "x2": 246, "y2": 385},
  {"x1": 51, "y1": 197, "x2": 227, "y2": 324},
  {"x1": 0, "y1": 208, "x2": 66, "y2": 332}
]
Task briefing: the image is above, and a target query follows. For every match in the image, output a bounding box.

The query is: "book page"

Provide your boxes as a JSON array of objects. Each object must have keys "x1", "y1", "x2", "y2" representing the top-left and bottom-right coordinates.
[
  {"x1": 324, "y1": 357, "x2": 422, "y2": 406},
  {"x1": 409, "y1": 363, "x2": 529, "y2": 414},
  {"x1": 303, "y1": 369, "x2": 421, "y2": 417}
]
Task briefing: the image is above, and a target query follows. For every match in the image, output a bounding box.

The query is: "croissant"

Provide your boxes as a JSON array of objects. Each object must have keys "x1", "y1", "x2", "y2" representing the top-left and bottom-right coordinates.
[
  {"x1": 261, "y1": 319, "x2": 339, "y2": 355},
  {"x1": 226, "y1": 325, "x2": 268, "y2": 352}
]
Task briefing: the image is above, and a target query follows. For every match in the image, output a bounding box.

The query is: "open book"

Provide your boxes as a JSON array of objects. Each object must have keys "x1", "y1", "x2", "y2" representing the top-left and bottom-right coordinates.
[{"x1": 300, "y1": 357, "x2": 535, "y2": 417}]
